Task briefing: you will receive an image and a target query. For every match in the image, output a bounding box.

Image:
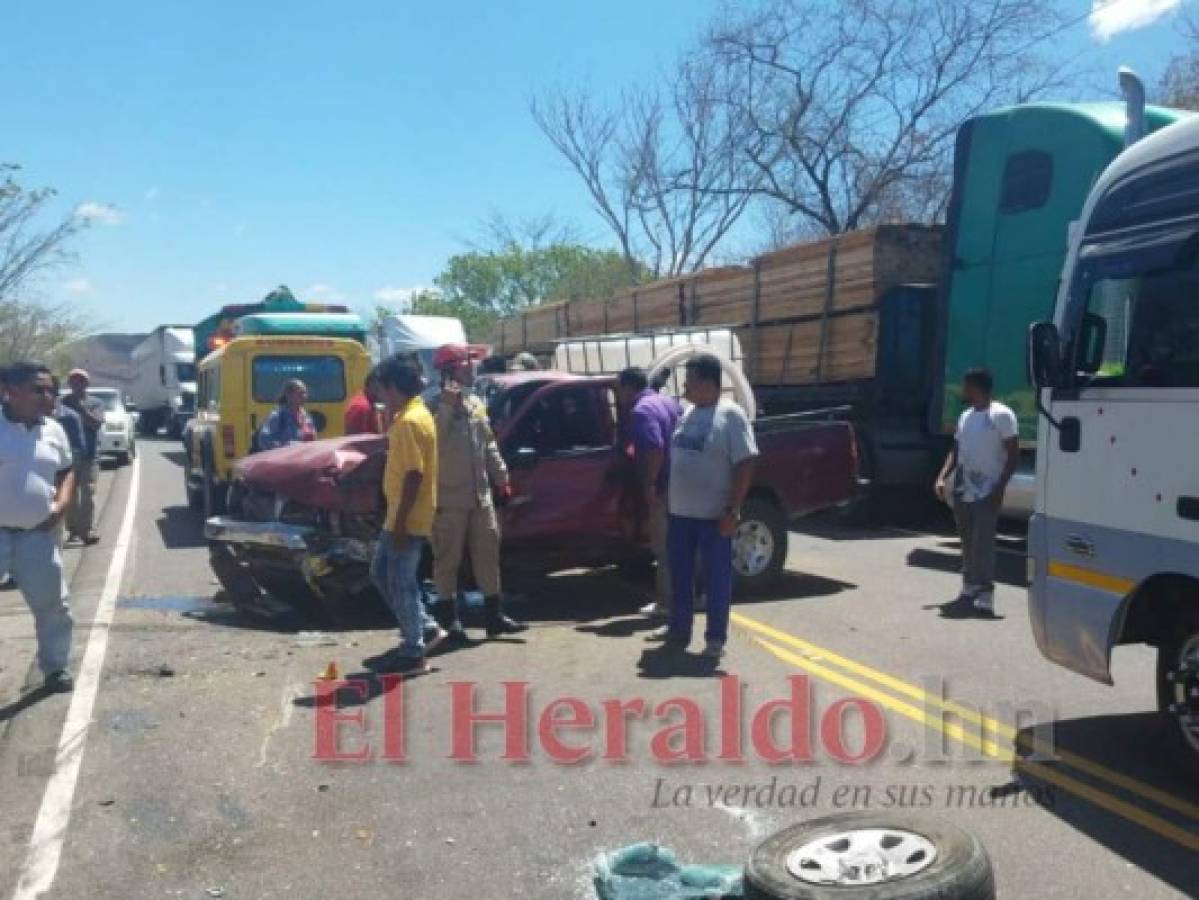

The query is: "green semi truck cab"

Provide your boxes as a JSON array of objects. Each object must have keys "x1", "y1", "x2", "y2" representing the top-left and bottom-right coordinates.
[{"x1": 936, "y1": 102, "x2": 1185, "y2": 444}]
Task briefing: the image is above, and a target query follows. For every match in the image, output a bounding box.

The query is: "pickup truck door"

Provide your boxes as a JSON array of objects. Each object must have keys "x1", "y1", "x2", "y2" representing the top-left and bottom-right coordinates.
[{"x1": 496, "y1": 380, "x2": 629, "y2": 547}]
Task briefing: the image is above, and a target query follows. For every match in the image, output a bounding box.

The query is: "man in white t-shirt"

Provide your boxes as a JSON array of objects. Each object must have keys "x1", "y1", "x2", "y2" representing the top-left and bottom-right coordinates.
[
  {"x1": 0, "y1": 362, "x2": 77, "y2": 692},
  {"x1": 935, "y1": 368, "x2": 1019, "y2": 614}
]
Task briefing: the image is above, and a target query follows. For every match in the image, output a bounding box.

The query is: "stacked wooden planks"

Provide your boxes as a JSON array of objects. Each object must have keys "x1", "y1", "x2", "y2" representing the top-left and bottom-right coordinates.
[{"x1": 485, "y1": 224, "x2": 941, "y2": 386}]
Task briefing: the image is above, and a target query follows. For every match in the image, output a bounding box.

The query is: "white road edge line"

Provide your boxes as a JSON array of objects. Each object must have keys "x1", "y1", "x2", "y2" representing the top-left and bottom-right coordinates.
[{"x1": 13, "y1": 456, "x2": 141, "y2": 900}]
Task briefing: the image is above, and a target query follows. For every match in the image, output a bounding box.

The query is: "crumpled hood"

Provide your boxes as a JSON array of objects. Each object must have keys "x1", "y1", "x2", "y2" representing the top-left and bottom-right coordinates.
[{"x1": 234, "y1": 433, "x2": 388, "y2": 514}]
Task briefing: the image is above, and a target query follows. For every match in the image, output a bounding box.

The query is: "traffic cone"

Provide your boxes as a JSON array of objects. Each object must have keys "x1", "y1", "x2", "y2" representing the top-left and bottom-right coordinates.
[{"x1": 318, "y1": 661, "x2": 340, "y2": 681}]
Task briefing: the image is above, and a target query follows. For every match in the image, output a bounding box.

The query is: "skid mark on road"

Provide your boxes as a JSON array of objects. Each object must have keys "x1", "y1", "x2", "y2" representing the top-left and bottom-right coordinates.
[
  {"x1": 734, "y1": 611, "x2": 1199, "y2": 854},
  {"x1": 12, "y1": 458, "x2": 141, "y2": 900}
]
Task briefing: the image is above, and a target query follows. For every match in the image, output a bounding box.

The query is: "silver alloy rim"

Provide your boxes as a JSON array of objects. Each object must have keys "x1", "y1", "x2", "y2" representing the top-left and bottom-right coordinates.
[
  {"x1": 734, "y1": 520, "x2": 774, "y2": 577},
  {"x1": 1172, "y1": 633, "x2": 1199, "y2": 753},
  {"x1": 786, "y1": 828, "x2": 938, "y2": 885}
]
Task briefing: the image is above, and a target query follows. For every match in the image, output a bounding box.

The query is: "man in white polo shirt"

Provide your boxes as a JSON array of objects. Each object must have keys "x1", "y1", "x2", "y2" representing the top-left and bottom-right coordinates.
[{"x1": 0, "y1": 361, "x2": 77, "y2": 692}]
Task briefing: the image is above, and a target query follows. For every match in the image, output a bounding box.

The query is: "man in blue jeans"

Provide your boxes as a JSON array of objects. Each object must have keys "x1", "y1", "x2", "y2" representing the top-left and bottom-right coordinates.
[
  {"x1": 0, "y1": 362, "x2": 78, "y2": 692},
  {"x1": 371, "y1": 356, "x2": 446, "y2": 673},
  {"x1": 659, "y1": 354, "x2": 758, "y2": 658}
]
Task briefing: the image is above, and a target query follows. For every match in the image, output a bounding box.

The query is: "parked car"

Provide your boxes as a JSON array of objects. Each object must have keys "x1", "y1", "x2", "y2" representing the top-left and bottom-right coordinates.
[
  {"x1": 62, "y1": 387, "x2": 137, "y2": 466},
  {"x1": 204, "y1": 371, "x2": 859, "y2": 621}
]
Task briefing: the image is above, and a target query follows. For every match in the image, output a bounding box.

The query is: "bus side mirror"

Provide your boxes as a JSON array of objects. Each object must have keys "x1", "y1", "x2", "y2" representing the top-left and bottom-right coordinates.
[{"x1": 1028, "y1": 322, "x2": 1064, "y2": 389}]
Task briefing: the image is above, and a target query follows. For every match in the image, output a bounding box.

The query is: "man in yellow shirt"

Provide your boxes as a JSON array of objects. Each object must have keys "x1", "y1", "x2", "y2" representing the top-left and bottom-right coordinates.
[{"x1": 371, "y1": 356, "x2": 446, "y2": 672}]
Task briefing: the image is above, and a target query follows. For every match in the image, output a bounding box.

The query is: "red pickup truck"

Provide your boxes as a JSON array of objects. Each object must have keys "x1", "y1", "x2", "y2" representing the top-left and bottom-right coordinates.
[{"x1": 205, "y1": 372, "x2": 858, "y2": 621}]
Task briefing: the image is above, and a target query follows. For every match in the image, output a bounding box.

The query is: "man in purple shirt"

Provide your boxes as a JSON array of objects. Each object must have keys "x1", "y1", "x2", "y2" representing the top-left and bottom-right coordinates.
[{"x1": 617, "y1": 367, "x2": 681, "y2": 620}]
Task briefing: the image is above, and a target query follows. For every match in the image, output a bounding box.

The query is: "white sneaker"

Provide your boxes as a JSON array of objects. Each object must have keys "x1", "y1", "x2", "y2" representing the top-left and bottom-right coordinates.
[
  {"x1": 639, "y1": 601, "x2": 669, "y2": 620},
  {"x1": 702, "y1": 640, "x2": 726, "y2": 659},
  {"x1": 972, "y1": 591, "x2": 995, "y2": 614}
]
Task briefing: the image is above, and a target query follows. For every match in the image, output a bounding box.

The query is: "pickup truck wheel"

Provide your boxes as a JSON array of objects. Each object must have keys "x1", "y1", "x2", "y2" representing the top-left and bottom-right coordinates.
[
  {"x1": 1156, "y1": 608, "x2": 1199, "y2": 782},
  {"x1": 734, "y1": 498, "x2": 787, "y2": 593},
  {"x1": 744, "y1": 812, "x2": 994, "y2": 900}
]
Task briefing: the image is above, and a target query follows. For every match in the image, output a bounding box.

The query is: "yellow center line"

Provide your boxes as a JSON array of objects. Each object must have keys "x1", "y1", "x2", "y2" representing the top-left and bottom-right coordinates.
[
  {"x1": 733, "y1": 611, "x2": 1199, "y2": 823},
  {"x1": 738, "y1": 620, "x2": 1199, "y2": 852}
]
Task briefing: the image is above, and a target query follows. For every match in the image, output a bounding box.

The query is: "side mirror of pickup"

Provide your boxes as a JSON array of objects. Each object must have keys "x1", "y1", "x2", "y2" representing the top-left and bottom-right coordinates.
[
  {"x1": 1028, "y1": 321, "x2": 1064, "y2": 390},
  {"x1": 509, "y1": 446, "x2": 539, "y2": 470}
]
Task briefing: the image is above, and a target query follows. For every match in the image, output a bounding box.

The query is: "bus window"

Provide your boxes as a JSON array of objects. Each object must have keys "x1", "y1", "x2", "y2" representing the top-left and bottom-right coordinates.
[
  {"x1": 252, "y1": 356, "x2": 346, "y2": 403},
  {"x1": 1083, "y1": 240, "x2": 1199, "y2": 387}
]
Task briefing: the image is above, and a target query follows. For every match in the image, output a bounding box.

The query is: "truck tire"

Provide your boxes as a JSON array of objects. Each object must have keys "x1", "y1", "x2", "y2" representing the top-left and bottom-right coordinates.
[
  {"x1": 136, "y1": 410, "x2": 156, "y2": 437},
  {"x1": 201, "y1": 446, "x2": 227, "y2": 518},
  {"x1": 744, "y1": 813, "x2": 994, "y2": 900},
  {"x1": 1156, "y1": 607, "x2": 1199, "y2": 783},
  {"x1": 733, "y1": 497, "x2": 787, "y2": 594}
]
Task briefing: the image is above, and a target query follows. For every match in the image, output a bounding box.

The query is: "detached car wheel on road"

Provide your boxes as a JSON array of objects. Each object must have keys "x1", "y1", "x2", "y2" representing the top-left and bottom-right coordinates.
[
  {"x1": 1156, "y1": 607, "x2": 1199, "y2": 780},
  {"x1": 744, "y1": 813, "x2": 994, "y2": 900}
]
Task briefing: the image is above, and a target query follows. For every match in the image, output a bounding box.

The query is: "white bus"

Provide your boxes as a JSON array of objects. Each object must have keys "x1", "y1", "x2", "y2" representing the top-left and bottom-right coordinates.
[{"x1": 1028, "y1": 113, "x2": 1199, "y2": 774}]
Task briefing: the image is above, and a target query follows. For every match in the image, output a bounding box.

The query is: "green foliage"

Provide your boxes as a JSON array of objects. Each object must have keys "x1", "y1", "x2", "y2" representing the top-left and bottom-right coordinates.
[
  {"x1": 435, "y1": 243, "x2": 643, "y2": 317},
  {"x1": 370, "y1": 242, "x2": 647, "y2": 343},
  {"x1": 373, "y1": 290, "x2": 498, "y2": 343}
]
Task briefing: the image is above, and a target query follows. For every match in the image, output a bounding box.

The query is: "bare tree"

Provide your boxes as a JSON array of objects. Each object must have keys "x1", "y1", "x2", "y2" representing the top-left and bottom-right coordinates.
[
  {"x1": 706, "y1": 0, "x2": 1072, "y2": 235},
  {"x1": 1, "y1": 164, "x2": 81, "y2": 301},
  {"x1": 0, "y1": 164, "x2": 88, "y2": 365},
  {"x1": 1159, "y1": 10, "x2": 1199, "y2": 110},
  {"x1": 531, "y1": 55, "x2": 758, "y2": 279}
]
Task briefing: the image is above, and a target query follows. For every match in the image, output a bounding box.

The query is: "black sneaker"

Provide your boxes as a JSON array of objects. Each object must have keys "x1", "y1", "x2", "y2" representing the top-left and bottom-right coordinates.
[
  {"x1": 45, "y1": 671, "x2": 74, "y2": 693},
  {"x1": 486, "y1": 615, "x2": 528, "y2": 638},
  {"x1": 444, "y1": 628, "x2": 471, "y2": 648}
]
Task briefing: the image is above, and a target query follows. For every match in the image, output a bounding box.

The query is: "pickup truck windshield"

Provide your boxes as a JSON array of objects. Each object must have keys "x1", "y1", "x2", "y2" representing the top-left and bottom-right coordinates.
[
  {"x1": 1080, "y1": 232, "x2": 1199, "y2": 387},
  {"x1": 252, "y1": 356, "x2": 346, "y2": 403}
]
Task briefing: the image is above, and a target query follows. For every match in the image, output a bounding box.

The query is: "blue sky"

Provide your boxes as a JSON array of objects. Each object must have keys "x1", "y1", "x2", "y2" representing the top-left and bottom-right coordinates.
[{"x1": 1, "y1": 0, "x2": 1193, "y2": 333}]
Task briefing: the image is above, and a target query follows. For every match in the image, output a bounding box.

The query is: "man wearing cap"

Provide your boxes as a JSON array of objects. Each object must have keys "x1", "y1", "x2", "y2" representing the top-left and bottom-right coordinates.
[
  {"x1": 60, "y1": 369, "x2": 105, "y2": 545},
  {"x1": 0, "y1": 362, "x2": 77, "y2": 692},
  {"x1": 427, "y1": 344, "x2": 526, "y2": 641}
]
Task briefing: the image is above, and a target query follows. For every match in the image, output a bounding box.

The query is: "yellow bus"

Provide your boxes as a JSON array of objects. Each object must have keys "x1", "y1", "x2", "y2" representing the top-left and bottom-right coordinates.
[{"x1": 184, "y1": 335, "x2": 373, "y2": 516}]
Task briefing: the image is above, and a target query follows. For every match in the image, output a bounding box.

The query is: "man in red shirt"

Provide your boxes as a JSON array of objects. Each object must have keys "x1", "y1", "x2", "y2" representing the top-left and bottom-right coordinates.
[{"x1": 344, "y1": 370, "x2": 383, "y2": 435}]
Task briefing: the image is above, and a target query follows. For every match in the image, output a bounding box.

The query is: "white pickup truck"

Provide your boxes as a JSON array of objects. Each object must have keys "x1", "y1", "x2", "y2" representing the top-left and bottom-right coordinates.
[{"x1": 1027, "y1": 113, "x2": 1199, "y2": 775}]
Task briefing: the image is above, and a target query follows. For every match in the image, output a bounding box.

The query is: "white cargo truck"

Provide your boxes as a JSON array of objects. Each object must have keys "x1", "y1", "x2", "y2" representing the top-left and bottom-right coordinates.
[
  {"x1": 128, "y1": 325, "x2": 197, "y2": 437},
  {"x1": 1027, "y1": 112, "x2": 1199, "y2": 776}
]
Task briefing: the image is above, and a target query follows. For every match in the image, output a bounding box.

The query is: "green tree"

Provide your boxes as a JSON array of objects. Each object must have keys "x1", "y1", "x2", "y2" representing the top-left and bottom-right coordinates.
[{"x1": 434, "y1": 242, "x2": 641, "y2": 317}]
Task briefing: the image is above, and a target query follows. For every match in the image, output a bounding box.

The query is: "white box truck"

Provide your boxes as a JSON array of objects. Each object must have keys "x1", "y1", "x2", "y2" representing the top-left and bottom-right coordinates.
[
  {"x1": 1027, "y1": 111, "x2": 1199, "y2": 776},
  {"x1": 128, "y1": 325, "x2": 197, "y2": 437}
]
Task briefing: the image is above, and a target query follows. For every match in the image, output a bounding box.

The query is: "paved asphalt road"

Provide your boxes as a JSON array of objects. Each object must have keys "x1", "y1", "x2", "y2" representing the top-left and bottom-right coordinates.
[{"x1": 0, "y1": 439, "x2": 1195, "y2": 899}]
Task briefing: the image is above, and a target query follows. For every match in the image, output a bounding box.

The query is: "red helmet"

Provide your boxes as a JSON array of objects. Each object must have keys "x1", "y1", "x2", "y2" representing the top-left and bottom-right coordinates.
[{"x1": 433, "y1": 343, "x2": 486, "y2": 370}]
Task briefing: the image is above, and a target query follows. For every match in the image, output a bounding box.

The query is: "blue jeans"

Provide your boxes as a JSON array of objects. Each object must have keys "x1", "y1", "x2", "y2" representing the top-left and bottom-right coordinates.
[
  {"x1": 0, "y1": 528, "x2": 73, "y2": 674},
  {"x1": 371, "y1": 534, "x2": 434, "y2": 657},
  {"x1": 668, "y1": 515, "x2": 733, "y2": 644}
]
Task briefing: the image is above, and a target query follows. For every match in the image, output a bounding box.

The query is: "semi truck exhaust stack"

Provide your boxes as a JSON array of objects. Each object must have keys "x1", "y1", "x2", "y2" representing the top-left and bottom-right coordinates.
[{"x1": 1119, "y1": 66, "x2": 1146, "y2": 147}]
